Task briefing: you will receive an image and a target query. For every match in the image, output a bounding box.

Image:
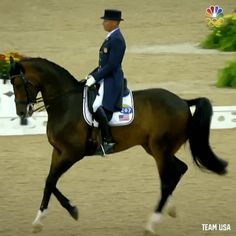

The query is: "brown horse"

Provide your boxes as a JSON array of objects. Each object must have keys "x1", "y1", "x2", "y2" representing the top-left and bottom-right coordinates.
[{"x1": 9, "y1": 57, "x2": 227, "y2": 234}]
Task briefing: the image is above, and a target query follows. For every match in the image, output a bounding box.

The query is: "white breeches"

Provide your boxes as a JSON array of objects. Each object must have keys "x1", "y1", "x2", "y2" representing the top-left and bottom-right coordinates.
[{"x1": 92, "y1": 80, "x2": 104, "y2": 113}]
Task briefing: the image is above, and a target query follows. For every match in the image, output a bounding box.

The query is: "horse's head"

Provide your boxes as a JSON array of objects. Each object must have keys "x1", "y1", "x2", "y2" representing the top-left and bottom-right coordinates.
[
  {"x1": 9, "y1": 56, "x2": 85, "y2": 118},
  {"x1": 9, "y1": 57, "x2": 39, "y2": 118}
]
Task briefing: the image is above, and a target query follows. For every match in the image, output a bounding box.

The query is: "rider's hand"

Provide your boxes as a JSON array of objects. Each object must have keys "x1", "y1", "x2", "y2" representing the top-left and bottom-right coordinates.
[{"x1": 85, "y1": 75, "x2": 96, "y2": 87}]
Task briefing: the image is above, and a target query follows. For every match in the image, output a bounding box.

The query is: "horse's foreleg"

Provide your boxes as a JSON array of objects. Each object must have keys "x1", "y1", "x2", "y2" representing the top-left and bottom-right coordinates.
[
  {"x1": 32, "y1": 172, "x2": 59, "y2": 233},
  {"x1": 32, "y1": 148, "x2": 78, "y2": 233}
]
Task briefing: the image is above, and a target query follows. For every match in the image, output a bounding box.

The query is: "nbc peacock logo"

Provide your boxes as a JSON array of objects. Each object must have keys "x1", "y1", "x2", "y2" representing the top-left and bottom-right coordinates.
[{"x1": 205, "y1": 5, "x2": 224, "y2": 28}]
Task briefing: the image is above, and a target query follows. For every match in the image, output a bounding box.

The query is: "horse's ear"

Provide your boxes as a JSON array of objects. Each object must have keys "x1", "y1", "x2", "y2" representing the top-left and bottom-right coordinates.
[
  {"x1": 9, "y1": 56, "x2": 25, "y2": 76},
  {"x1": 10, "y1": 56, "x2": 15, "y2": 69},
  {"x1": 9, "y1": 56, "x2": 16, "y2": 76}
]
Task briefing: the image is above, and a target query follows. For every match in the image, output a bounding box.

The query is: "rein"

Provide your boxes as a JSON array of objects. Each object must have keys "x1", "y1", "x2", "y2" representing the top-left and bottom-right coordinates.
[
  {"x1": 42, "y1": 80, "x2": 85, "y2": 110},
  {"x1": 43, "y1": 88, "x2": 82, "y2": 111}
]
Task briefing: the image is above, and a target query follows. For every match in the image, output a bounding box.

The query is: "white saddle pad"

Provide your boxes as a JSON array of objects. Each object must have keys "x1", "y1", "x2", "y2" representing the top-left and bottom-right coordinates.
[{"x1": 83, "y1": 87, "x2": 134, "y2": 127}]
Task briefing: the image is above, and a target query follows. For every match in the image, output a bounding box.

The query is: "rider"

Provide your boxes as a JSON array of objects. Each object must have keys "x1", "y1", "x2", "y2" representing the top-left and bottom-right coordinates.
[{"x1": 85, "y1": 9, "x2": 126, "y2": 155}]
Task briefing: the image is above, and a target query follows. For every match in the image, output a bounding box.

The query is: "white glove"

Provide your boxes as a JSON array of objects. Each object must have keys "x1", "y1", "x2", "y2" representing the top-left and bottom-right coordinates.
[{"x1": 85, "y1": 75, "x2": 96, "y2": 87}]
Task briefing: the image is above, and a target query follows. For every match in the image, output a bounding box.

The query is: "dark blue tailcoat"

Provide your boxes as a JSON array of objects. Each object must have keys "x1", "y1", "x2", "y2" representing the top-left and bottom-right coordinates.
[{"x1": 91, "y1": 28, "x2": 126, "y2": 112}]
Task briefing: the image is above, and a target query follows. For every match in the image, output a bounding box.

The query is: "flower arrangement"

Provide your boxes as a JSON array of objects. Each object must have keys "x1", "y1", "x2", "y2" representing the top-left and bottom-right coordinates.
[
  {"x1": 201, "y1": 14, "x2": 236, "y2": 51},
  {"x1": 0, "y1": 52, "x2": 25, "y2": 79}
]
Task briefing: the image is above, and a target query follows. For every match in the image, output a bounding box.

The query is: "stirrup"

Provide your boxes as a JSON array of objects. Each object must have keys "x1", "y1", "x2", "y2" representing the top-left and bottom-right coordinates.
[{"x1": 96, "y1": 142, "x2": 115, "y2": 157}]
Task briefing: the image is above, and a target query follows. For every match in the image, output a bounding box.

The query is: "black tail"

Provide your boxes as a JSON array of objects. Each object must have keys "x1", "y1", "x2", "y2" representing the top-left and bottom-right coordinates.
[{"x1": 186, "y1": 98, "x2": 228, "y2": 175}]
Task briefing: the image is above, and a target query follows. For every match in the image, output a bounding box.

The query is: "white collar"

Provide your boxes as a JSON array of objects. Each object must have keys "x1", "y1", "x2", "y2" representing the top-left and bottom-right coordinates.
[{"x1": 106, "y1": 27, "x2": 119, "y2": 39}]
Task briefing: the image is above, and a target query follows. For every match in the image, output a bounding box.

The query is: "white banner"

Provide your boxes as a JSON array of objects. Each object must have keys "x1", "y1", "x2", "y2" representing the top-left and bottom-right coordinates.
[{"x1": 0, "y1": 79, "x2": 236, "y2": 135}]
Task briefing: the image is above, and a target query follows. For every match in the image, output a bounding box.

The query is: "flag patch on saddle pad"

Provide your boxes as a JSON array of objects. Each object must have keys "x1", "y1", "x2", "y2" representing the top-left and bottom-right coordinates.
[{"x1": 119, "y1": 114, "x2": 130, "y2": 121}]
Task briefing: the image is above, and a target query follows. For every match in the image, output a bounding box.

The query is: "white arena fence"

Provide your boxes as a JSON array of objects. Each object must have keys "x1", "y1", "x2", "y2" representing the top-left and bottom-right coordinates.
[
  {"x1": 0, "y1": 80, "x2": 235, "y2": 136},
  {"x1": 0, "y1": 79, "x2": 47, "y2": 135}
]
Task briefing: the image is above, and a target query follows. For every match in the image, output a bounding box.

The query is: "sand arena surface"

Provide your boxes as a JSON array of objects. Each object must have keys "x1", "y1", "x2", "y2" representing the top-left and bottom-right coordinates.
[{"x1": 0, "y1": 1, "x2": 236, "y2": 235}]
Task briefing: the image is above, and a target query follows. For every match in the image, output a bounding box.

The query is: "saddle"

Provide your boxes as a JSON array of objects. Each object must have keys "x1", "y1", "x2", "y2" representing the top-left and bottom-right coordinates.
[
  {"x1": 84, "y1": 78, "x2": 134, "y2": 127},
  {"x1": 84, "y1": 78, "x2": 134, "y2": 155}
]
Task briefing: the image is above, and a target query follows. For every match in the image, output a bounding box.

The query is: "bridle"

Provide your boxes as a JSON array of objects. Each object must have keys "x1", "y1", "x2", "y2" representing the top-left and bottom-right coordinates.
[{"x1": 10, "y1": 72, "x2": 45, "y2": 115}]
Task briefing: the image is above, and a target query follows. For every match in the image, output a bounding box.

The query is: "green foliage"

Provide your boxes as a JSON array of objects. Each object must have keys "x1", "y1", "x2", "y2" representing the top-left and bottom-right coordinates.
[
  {"x1": 0, "y1": 60, "x2": 10, "y2": 77},
  {"x1": 217, "y1": 60, "x2": 236, "y2": 88},
  {"x1": 201, "y1": 18, "x2": 236, "y2": 51}
]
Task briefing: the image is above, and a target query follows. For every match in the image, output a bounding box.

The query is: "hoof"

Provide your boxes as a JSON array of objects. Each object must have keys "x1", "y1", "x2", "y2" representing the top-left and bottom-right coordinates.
[
  {"x1": 69, "y1": 206, "x2": 79, "y2": 220},
  {"x1": 167, "y1": 206, "x2": 177, "y2": 218},
  {"x1": 143, "y1": 229, "x2": 159, "y2": 236},
  {"x1": 32, "y1": 222, "x2": 43, "y2": 233},
  {"x1": 32, "y1": 209, "x2": 47, "y2": 233},
  {"x1": 145, "y1": 213, "x2": 161, "y2": 235},
  {"x1": 218, "y1": 166, "x2": 228, "y2": 175},
  {"x1": 217, "y1": 159, "x2": 228, "y2": 175}
]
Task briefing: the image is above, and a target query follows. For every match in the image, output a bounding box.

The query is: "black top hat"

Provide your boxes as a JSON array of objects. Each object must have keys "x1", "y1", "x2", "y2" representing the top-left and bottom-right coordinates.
[{"x1": 100, "y1": 9, "x2": 124, "y2": 21}]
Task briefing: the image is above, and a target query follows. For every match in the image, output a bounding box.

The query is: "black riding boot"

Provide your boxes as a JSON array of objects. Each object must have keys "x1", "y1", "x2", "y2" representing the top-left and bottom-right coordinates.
[{"x1": 95, "y1": 107, "x2": 115, "y2": 156}]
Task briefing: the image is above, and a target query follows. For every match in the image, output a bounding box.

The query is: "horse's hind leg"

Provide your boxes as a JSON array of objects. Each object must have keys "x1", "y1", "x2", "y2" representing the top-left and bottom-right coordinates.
[
  {"x1": 165, "y1": 156, "x2": 188, "y2": 217},
  {"x1": 32, "y1": 148, "x2": 81, "y2": 233},
  {"x1": 144, "y1": 144, "x2": 188, "y2": 234},
  {"x1": 53, "y1": 187, "x2": 79, "y2": 220}
]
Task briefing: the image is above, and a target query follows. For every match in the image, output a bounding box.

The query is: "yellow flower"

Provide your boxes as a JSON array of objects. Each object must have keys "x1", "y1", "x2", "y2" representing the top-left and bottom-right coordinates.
[{"x1": 224, "y1": 13, "x2": 236, "y2": 20}]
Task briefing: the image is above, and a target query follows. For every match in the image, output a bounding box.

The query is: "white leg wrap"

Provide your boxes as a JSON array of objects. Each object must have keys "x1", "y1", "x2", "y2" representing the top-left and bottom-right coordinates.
[
  {"x1": 145, "y1": 212, "x2": 162, "y2": 234},
  {"x1": 32, "y1": 209, "x2": 48, "y2": 233}
]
